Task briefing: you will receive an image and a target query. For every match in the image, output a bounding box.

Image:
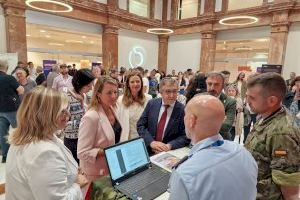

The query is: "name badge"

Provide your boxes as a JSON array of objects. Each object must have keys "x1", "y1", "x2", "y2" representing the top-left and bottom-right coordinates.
[{"x1": 63, "y1": 87, "x2": 68, "y2": 93}]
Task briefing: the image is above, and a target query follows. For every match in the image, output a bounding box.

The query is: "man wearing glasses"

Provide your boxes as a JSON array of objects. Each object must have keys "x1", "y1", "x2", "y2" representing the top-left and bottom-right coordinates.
[{"x1": 137, "y1": 77, "x2": 189, "y2": 154}]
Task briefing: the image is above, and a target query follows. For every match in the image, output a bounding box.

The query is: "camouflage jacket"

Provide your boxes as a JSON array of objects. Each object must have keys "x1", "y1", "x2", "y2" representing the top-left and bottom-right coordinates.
[{"x1": 245, "y1": 107, "x2": 300, "y2": 200}]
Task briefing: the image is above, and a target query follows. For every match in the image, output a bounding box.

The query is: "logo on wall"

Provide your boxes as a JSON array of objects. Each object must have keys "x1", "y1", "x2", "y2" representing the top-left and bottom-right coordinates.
[{"x1": 129, "y1": 46, "x2": 145, "y2": 68}]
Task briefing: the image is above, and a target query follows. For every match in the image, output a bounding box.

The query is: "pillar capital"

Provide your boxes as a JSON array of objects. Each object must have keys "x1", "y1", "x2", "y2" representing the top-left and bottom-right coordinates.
[{"x1": 103, "y1": 25, "x2": 119, "y2": 35}]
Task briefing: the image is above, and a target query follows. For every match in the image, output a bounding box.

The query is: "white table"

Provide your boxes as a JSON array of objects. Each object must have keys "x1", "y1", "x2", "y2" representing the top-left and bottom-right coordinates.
[{"x1": 152, "y1": 147, "x2": 190, "y2": 200}]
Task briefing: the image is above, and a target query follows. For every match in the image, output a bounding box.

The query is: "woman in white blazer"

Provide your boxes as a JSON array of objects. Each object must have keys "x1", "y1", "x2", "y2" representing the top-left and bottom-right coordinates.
[
  {"x1": 77, "y1": 76, "x2": 126, "y2": 197},
  {"x1": 6, "y1": 86, "x2": 87, "y2": 200},
  {"x1": 117, "y1": 70, "x2": 152, "y2": 139}
]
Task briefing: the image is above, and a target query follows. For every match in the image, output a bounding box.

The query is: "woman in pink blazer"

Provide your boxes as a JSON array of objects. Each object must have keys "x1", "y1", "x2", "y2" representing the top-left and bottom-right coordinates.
[{"x1": 77, "y1": 76, "x2": 125, "y2": 196}]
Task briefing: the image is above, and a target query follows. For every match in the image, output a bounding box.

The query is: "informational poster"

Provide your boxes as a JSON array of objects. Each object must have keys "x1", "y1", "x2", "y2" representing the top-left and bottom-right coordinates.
[
  {"x1": 92, "y1": 62, "x2": 102, "y2": 69},
  {"x1": 0, "y1": 53, "x2": 18, "y2": 74},
  {"x1": 261, "y1": 64, "x2": 282, "y2": 74},
  {"x1": 43, "y1": 60, "x2": 57, "y2": 77},
  {"x1": 238, "y1": 66, "x2": 252, "y2": 72}
]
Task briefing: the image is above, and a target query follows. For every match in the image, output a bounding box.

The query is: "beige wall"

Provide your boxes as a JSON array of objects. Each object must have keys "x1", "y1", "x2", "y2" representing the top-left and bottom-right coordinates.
[
  {"x1": 0, "y1": 5, "x2": 7, "y2": 53},
  {"x1": 118, "y1": 29, "x2": 158, "y2": 69},
  {"x1": 167, "y1": 33, "x2": 201, "y2": 74},
  {"x1": 228, "y1": 0, "x2": 263, "y2": 10},
  {"x1": 284, "y1": 22, "x2": 300, "y2": 79}
]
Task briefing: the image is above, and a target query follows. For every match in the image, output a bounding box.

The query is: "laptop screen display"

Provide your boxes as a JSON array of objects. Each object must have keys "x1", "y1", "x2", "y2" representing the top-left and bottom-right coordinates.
[{"x1": 105, "y1": 138, "x2": 150, "y2": 181}]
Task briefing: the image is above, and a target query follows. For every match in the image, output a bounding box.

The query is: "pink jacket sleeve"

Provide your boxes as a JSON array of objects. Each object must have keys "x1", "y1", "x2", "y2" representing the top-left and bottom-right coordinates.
[{"x1": 77, "y1": 113, "x2": 99, "y2": 164}]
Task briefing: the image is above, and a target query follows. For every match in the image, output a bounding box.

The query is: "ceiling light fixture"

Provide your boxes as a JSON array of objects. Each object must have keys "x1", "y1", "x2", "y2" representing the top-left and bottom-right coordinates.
[
  {"x1": 48, "y1": 43, "x2": 64, "y2": 46},
  {"x1": 45, "y1": 35, "x2": 51, "y2": 38},
  {"x1": 66, "y1": 40, "x2": 84, "y2": 43},
  {"x1": 40, "y1": 30, "x2": 46, "y2": 33},
  {"x1": 26, "y1": 34, "x2": 31, "y2": 37},
  {"x1": 25, "y1": 0, "x2": 73, "y2": 13},
  {"x1": 146, "y1": 28, "x2": 174, "y2": 35},
  {"x1": 81, "y1": 36, "x2": 86, "y2": 39},
  {"x1": 219, "y1": 16, "x2": 258, "y2": 26},
  {"x1": 234, "y1": 46, "x2": 253, "y2": 51}
]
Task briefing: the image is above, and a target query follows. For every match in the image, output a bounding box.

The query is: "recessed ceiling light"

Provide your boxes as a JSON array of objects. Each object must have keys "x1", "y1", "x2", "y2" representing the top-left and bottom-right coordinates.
[
  {"x1": 26, "y1": 34, "x2": 31, "y2": 37},
  {"x1": 25, "y1": 0, "x2": 73, "y2": 13},
  {"x1": 65, "y1": 40, "x2": 83, "y2": 43},
  {"x1": 40, "y1": 30, "x2": 46, "y2": 33},
  {"x1": 45, "y1": 35, "x2": 51, "y2": 38},
  {"x1": 255, "y1": 38, "x2": 269, "y2": 42},
  {"x1": 81, "y1": 36, "x2": 86, "y2": 39},
  {"x1": 90, "y1": 41, "x2": 94, "y2": 44},
  {"x1": 48, "y1": 43, "x2": 64, "y2": 46},
  {"x1": 234, "y1": 46, "x2": 253, "y2": 51}
]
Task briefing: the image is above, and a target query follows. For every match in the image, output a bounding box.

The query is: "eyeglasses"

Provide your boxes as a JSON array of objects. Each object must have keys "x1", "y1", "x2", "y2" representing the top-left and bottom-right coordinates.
[{"x1": 163, "y1": 90, "x2": 178, "y2": 95}]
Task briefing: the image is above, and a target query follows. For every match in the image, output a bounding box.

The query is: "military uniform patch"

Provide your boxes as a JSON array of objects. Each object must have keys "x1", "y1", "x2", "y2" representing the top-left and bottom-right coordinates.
[{"x1": 274, "y1": 150, "x2": 287, "y2": 156}]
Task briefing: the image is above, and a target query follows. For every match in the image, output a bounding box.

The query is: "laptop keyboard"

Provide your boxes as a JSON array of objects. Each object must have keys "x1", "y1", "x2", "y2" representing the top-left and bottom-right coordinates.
[{"x1": 118, "y1": 165, "x2": 169, "y2": 194}]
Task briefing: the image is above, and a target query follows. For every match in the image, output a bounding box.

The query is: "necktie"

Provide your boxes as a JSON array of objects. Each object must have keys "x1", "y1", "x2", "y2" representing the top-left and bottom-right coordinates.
[{"x1": 156, "y1": 105, "x2": 169, "y2": 142}]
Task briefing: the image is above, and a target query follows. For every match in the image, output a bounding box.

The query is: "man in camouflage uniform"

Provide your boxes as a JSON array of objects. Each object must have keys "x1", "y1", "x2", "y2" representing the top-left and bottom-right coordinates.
[{"x1": 245, "y1": 72, "x2": 300, "y2": 200}]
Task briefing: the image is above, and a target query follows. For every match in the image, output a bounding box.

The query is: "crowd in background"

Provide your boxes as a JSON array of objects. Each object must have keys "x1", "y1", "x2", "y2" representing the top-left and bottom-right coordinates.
[{"x1": 0, "y1": 59, "x2": 299, "y2": 200}]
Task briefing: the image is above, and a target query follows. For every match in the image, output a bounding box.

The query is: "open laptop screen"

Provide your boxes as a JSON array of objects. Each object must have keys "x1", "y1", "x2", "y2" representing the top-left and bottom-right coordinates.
[{"x1": 105, "y1": 138, "x2": 150, "y2": 181}]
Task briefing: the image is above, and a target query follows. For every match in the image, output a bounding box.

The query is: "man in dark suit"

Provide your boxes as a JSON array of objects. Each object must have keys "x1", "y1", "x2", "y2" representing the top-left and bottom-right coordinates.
[
  {"x1": 206, "y1": 72, "x2": 236, "y2": 140},
  {"x1": 137, "y1": 77, "x2": 189, "y2": 154}
]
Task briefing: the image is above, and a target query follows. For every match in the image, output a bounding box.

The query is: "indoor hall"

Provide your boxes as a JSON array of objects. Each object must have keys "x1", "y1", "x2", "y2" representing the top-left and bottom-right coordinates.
[{"x1": 0, "y1": 0, "x2": 299, "y2": 200}]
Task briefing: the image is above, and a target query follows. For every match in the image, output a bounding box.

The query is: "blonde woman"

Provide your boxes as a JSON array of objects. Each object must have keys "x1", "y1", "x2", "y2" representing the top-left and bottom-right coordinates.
[
  {"x1": 226, "y1": 84, "x2": 244, "y2": 142},
  {"x1": 77, "y1": 76, "x2": 126, "y2": 197},
  {"x1": 117, "y1": 70, "x2": 152, "y2": 139},
  {"x1": 6, "y1": 86, "x2": 87, "y2": 200}
]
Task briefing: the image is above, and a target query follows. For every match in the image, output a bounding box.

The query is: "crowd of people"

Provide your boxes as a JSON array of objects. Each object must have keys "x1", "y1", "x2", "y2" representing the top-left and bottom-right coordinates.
[{"x1": 0, "y1": 59, "x2": 299, "y2": 200}]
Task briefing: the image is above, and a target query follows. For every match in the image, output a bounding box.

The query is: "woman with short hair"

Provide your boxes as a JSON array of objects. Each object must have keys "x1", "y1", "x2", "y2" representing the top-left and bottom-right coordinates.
[
  {"x1": 117, "y1": 71, "x2": 152, "y2": 139},
  {"x1": 15, "y1": 67, "x2": 37, "y2": 100},
  {"x1": 63, "y1": 69, "x2": 95, "y2": 163},
  {"x1": 6, "y1": 86, "x2": 87, "y2": 200}
]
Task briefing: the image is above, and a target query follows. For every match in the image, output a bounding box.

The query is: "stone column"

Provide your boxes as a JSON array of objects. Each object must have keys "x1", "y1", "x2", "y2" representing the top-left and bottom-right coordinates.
[
  {"x1": 268, "y1": 11, "x2": 289, "y2": 65},
  {"x1": 200, "y1": 31, "x2": 216, "y2": 73},
  {"x1": 3, "y1": 0, "x2": 27, "y2": 62},
  {"x1": 149, "y1": 0, "x2": 155, "y2": 19},
  {"x1": 102, "y1": 25, "x2": 118, "y2": 70},
  {"x1": 204, "y1": 0, "x2": 215, "y2": 14},
  {"x1": 170, "y1": 0, "x2": 178, "y2": 21},
  {"x1": 162, "y1": 0, "x2": 168, "y2": 22},
  {"x1": 158, "y1": 35, "x2": 169, "y2": 73}
]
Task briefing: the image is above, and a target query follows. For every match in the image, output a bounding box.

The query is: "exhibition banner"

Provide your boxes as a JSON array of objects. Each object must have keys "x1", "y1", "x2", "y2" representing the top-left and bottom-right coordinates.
[
  {"x1": 43, "y1": 60, "x2": 57, "y2": 77},
  {"x1": 261, "y1": 64, "x2": 282, "y2": 74}
]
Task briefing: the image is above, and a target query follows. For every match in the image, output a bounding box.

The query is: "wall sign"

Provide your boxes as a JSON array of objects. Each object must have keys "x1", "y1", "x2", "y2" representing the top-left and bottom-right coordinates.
[{"x1": 129, "y1": 46, "x2": 145, "y2": 68}]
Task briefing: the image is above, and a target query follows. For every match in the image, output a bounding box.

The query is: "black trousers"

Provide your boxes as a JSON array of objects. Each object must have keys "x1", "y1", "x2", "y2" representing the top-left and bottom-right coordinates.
[{"x1": 64, "y1": 137, "x2": 79, "y2": 164}]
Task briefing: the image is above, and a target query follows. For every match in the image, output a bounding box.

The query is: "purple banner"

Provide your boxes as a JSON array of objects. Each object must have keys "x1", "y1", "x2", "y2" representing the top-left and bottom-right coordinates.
[{"x1": 43, "y1": 60, "x2": 57, "y2": 77}]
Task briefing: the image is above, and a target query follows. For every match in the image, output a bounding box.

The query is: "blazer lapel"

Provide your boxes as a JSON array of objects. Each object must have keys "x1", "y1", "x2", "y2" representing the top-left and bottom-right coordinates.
[
  {"x1": 98, "y1": 105, "x2": 115, "y2": 144},
  {"x1": 164, "y1": 101, "x2": 179, "y2": 138},
  {"x1": 153, "y1": 99, "x2": 162, "y2": 135},
  {"x1": 53, "y1": 136, "x2": 78, "y2": 168}
]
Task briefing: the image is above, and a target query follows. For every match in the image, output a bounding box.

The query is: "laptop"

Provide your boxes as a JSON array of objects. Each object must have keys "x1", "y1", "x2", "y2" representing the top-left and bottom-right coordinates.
[{"x1": 104, "y1": 137, "x2": 171, "y2": 200}]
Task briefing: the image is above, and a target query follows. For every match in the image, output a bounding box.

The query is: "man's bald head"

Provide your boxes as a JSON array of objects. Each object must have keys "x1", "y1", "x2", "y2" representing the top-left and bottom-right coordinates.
[{"x1": 184, "y1": 95, "x2": 225, "y2": 144}]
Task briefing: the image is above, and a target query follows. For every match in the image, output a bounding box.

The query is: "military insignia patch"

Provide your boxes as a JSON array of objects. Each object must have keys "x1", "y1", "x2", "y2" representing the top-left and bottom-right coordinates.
[{"x1": 274, "y1": 150, "x2": 287, "y2": 156}]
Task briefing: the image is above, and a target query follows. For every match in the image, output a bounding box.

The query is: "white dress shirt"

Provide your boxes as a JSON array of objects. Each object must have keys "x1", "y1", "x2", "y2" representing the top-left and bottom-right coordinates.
[{"x1": 157, "y1": 100, "x2": 175, "y2": 137}]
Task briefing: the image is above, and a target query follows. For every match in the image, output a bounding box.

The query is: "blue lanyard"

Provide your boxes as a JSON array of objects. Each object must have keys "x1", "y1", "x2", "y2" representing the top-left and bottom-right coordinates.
[
  {"x1": 189, "y1": 140, "x2": 224, "y2": 159},
  {"x1": 173, "y1": 140, "x2": 224, "y2": 170}
]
